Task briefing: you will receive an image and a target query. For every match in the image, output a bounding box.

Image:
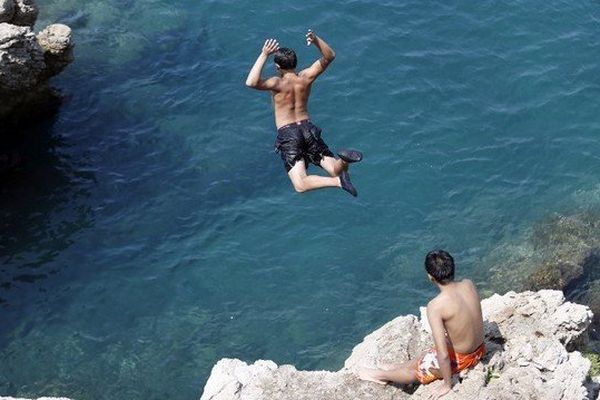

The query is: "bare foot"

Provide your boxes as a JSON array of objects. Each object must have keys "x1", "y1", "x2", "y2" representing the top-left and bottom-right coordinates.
[{"x1": 357, "y1": 367, "x2": 388, "y2": 385}]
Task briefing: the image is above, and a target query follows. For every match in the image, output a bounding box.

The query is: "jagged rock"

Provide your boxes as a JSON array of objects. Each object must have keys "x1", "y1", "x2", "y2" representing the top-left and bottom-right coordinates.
[
  {"x1": 36, "y1": 24, "x2": 73, "y2": 77},
  {"x1": 201, "y1": 290, "x2": 594, "y2": 400},
  {"x1": 0, "y1": 0, "x2": 73, "y2": 119},
  {"x1": 0, "y1": 0, "x2": 15, "y2": 23},
  {"x1": 0, "y1": 23, "x2": 45, "y2": 90},
  {"x1": 10, "y1": 0, "x2": 37, "y2": 27}
]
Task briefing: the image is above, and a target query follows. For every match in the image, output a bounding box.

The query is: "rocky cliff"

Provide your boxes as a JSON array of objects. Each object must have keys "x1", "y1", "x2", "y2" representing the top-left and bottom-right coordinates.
[
  {"x1": 201, "y1": 290, "x2": 599, "y2": 400},
  {"x1": 0, "y1": 0, "x2": 73, "y2": 119}
]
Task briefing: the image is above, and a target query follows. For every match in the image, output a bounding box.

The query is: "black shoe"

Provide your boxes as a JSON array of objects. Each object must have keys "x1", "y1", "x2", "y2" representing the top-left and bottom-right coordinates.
[
  {"x1": 337, "y1": 149, "x2": 363, "y2": 163},
  {"x1": 340, "y1": 170, "x2": 358, "y2": 197}
]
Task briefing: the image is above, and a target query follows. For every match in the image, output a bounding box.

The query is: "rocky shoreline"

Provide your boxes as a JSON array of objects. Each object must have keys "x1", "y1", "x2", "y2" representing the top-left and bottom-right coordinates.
[
  {"x1": 0, "y1": 0, "x2": 73, "y2": 120},
  {"x1": 201, "y1": 290, "x2": 599, "y2": 400}
]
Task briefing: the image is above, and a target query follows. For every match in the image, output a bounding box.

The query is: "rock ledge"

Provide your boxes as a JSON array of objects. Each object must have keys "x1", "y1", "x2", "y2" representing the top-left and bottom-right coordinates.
[
  {"x1": 202, "y1": 290, "x2": 598, "y2": 400},
  {"x1": 0, "y1": 0, "x2": 73, "y2": 118}
]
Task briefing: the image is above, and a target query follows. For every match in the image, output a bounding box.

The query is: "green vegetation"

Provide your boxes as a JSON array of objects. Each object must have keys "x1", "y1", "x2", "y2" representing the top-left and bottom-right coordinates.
[
  {"x1": 485, "y1": 366, "x2": 500, "y2": 384},
  {"x1": 584, "y1": 352, "x2": 600, "y2": 378}
]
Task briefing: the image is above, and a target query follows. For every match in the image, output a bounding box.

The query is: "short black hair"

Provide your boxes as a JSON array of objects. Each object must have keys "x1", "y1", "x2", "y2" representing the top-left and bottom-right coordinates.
[
  {"x1": 274, "y1": 48, "x2": 297, "y2": 70},
  {"x1": 425, "y1": 250, "x2": 455, "y2": 284}
]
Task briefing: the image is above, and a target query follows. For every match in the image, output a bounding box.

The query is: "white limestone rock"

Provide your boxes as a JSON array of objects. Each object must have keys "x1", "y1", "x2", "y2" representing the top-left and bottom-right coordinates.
[
  {"x1": 344, "y1": 314, "x2": 426, "y2": 372},
  {"x1": 201, "y1": 290, "x2": 595, "y2": 400},
  {"x1": 36, "y1": 23, "x2": 73, "y2": 77}
]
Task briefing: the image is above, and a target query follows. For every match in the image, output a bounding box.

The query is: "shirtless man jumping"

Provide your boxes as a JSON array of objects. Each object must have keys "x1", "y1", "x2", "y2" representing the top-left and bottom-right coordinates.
[
  {"x1": 358, "y1": 250, "x2": 486, "y2": 399},
  {"x1": 245, "y1": 30, "x2": 362, "y2": 196}
]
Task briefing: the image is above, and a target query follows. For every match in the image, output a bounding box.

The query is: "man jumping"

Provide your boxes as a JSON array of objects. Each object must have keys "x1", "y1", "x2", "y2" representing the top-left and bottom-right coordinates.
[{"x1": 245, "y1": 30, "x2": 362, "y2": 196}]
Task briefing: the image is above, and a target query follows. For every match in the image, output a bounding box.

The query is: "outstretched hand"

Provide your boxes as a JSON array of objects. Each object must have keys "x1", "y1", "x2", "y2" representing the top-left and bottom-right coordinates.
[
  {"x1": 306, "y1": 29, "x2": 316, "y2": 46},
  {"x1": 262, "y1": 38, "x2": 279, "y2": 56}
]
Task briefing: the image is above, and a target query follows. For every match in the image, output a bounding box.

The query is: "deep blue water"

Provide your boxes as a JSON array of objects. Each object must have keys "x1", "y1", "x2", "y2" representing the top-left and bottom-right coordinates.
[{"x1": 1, "y1": 0, "x2": 600, "y2": 399}]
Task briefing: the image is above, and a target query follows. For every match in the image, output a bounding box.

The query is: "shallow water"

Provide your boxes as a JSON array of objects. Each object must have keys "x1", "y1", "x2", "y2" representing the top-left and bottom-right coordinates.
[{"x1": 1, "y1": 0, "x2": 600, "y2": 399}]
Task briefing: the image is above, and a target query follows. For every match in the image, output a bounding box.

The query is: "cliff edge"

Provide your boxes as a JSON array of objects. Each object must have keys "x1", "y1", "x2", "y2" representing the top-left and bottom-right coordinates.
[{"x1": 201, "y1": 290, "x2": 598, "y2": 400}]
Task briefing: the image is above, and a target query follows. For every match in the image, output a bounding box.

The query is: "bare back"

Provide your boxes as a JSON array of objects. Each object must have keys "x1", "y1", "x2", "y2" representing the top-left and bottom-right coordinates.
[
  {"x1": 270, "y1": 72, "x2": 313, "y2": 129},
  {"x1": 429, "y1": 279, "x2": 484, "y2": 354}
]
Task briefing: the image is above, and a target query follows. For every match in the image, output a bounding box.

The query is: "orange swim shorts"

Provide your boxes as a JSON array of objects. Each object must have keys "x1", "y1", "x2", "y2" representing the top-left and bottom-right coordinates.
[{"x1": 415, "y1": 342, "x2": 486, "y2": 384}]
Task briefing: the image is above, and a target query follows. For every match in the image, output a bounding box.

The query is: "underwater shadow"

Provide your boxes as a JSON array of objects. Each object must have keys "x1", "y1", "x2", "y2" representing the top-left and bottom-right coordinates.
[{"x1": 0, "y1": 105, "x2": 96, "y2": 304}]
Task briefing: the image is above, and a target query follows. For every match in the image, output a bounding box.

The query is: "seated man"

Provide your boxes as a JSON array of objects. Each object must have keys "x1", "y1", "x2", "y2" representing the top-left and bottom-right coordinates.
[{"x1": 358, "y1": 250, "x2": 486, "y2": 399}]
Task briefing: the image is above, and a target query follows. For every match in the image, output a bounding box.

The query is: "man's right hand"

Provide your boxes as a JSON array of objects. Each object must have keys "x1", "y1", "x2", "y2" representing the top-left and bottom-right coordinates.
[{"x1": 261, "y1": 39, "x2": 279, "y2": 56}]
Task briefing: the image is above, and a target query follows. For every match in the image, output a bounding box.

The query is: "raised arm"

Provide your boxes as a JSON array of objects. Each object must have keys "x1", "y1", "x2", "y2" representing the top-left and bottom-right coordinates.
[
  {"x1": 299, "y1": 29, "x2": 336, "y2": 82},
  {"x1": 245, "y1": 39, "x2": 281, "y2": 91}
]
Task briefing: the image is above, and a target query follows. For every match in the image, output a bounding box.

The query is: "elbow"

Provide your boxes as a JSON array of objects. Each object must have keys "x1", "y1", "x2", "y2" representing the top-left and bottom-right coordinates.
[
  {"x1": 327, "y1": 52, "x2": 336, "y2": 62},
  {"x1": 245, "y1": 80, "x2": 256, "y2": 88}
]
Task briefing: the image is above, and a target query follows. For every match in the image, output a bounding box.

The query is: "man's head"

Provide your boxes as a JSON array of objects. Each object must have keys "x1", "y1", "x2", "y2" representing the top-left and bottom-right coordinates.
[
  {"x1": 274, "y1": 48, "x2": 297, "y2": 70},
  {"x1": 425, "y1": 250, "x2": 455, "y2": 285}
]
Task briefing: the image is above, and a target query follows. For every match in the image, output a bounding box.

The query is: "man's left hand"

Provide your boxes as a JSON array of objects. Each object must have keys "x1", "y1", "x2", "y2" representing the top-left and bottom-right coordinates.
[
  {"x1": 429, "y1": 381, "x2": 452, "y2": 399},
  {"x1": 306, "y1": 29, "x2": 316, "y2": 46}
]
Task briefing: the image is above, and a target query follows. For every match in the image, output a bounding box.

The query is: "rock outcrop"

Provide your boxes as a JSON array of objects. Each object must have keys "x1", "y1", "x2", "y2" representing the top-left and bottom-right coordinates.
[
  {"x1": 201, "y1": 290, "x2": 597, "y2": 400},
  {"x1": 0, "y1": 0, "x2": 73, "y2": 119}
]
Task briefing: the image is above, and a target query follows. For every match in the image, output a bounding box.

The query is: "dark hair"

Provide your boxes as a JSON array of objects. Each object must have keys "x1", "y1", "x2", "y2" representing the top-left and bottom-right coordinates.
[
  {"x1": 274, "y1": 48, "x2": 297, "y2": 70},
  {"x1": 425, "y1": 250, "x2": 455, "y2": 284}
]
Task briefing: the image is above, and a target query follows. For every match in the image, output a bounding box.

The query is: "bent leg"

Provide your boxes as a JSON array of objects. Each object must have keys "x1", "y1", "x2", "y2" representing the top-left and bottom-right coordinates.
[
  {"x1": 288, "y1": 160, "x2": 341, "y2": 193},
  {"x1": 358, "y1": 358, "x2": 419, "y2": 385},
  {"x1": 319, "y1": 156, "x2": 347, "y2": 177}
]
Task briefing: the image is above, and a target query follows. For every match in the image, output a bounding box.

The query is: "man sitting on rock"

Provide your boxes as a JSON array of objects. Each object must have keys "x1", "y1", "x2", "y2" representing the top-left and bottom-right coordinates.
[{"x1": 358, "y1": 250, "x2": 486, "y2": 399}]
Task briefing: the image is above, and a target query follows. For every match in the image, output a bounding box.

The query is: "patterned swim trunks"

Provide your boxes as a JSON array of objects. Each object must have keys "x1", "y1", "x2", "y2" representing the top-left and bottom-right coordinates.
[{"x1": 415, "y1": 342, "x2": 486, "y2": 384}]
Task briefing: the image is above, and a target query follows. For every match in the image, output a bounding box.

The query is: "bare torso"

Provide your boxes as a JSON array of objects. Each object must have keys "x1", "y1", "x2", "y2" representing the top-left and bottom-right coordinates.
[
  {"x1": 271, "y1": 72, "x2": 312, "y2": 129},
  {"x1": 430, "y1": 279, "x2": 484, "y2": 354}
]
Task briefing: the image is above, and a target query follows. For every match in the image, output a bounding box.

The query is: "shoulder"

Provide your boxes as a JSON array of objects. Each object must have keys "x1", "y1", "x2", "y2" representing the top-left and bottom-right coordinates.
[
  {"x1": 460, "y1": 279, "x2": 478, "y2": 292},
  {"x1": 265, "y1": 76, "x2": 283, "y2": 91},
  {"x1": 266, "y1": 76, "x2": 282, "y2": 84},
  {"x1": 460, "y1": 278, "x2": 474, "y2": 287},
  {"x1": 297, "y1": 69, "x2": 313, "y2": 82},
  {"x1": 427, "y1": 295, "x2": 444, "y2": 313}
]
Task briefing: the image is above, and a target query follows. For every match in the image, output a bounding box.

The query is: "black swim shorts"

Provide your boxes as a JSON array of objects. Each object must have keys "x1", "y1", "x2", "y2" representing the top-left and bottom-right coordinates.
[{"x1": 274, "y1": 120, "x2": 335, "y2": 172}]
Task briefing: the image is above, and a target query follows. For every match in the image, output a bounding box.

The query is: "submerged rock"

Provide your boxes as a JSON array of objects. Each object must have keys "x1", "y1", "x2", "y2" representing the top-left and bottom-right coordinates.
[
  {"x1": 487, "y1": 209, "x2": 600, "y2": 346},
  {"x1": 201, "y1": 290, "x2": 595, "y2": 400},
  {"x1": 0, "y1": 0, "x2": 73, "y2": 119}
]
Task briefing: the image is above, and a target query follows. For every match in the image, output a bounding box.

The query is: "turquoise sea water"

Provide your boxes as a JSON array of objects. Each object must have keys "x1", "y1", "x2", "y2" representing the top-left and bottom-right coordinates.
[{"x1": 1, "y1": 0, "x2": 600, "y2": 399}]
